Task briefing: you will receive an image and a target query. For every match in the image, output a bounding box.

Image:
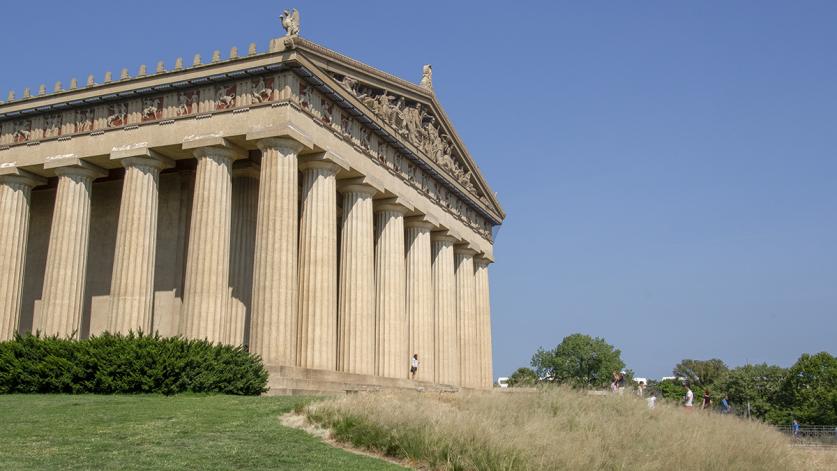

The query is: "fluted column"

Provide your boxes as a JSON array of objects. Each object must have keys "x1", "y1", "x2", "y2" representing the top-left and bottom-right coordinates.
[
  {"x1": 249, "y1": 137, "x2": 303, "y2": 365},
  {"x1": 336, "y1": 182, "x2": 376, "y2": 374},
  {"x1": 405, "y1": 217, "x2": 435, "y2": 382},
  {"x1": 0, "y1": 170, "x2": 45, "y2": 340},
  {"x1": 107, "y1": 154, "x2": 172, "y2": 334},
  {"x1": 181, "y1": 146, "x2": 237, "y2": 344},
  {"x1": 455, "y1": 247, "x2": 478, "y2": 388},
  {"x1": 228, "y1": 161, "x2": 259, "y2": 346},
  {"x1": 475, "y1": 256, "x2": 493, "y2": 388},
  {"x1": 375, "y1": 201, "x2": 408, "y2": 378},
  {"x1": 432, "y1": 233, "x2": 458, "y2": 385},
  {"x1": 297, "y1": 159, "x2": 340, "y2": 370},
  {"x1": 39, "y1": 163, "x2": 106, "y2": 338}
]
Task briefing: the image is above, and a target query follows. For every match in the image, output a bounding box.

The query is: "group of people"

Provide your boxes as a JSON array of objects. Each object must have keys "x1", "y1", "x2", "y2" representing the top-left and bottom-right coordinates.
[
  {"x1": 620, "y1": 378, "x2": 734, "y2": 413},
  {"x1": 682, "y1": 383, "x2": 732, "y2": 414}
]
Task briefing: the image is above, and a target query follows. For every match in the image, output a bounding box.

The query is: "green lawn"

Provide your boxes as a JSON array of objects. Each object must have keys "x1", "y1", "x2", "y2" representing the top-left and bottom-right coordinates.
[{"x1": 0, "y1": 394, "x2": 404, "y2": 470}]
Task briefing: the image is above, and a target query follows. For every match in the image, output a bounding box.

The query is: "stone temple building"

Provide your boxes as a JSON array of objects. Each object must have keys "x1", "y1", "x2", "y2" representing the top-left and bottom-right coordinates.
[{"x1": 0, "y1": 13, "x2": 503, "y2": 392}]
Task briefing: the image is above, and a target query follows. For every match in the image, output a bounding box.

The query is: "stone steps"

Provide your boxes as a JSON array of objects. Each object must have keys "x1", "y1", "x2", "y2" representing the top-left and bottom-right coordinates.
[{"x1": 264, "y1": 364, "x2": 460, "y2": 396}]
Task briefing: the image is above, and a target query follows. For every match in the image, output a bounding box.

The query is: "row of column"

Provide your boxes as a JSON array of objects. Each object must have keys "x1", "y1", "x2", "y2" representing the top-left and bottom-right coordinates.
[{"x1": 0, "y1": 136, "x2": 493, "y2": 388}]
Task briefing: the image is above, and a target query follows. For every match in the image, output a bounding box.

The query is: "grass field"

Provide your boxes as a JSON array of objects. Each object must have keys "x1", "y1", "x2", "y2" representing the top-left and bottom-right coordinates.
[
  {"x1": 0, "y1": 394, "x2": 403, "y2": 470},
  {"x1": 305, "y1": 388, "x2": 837, "y2": 471}
]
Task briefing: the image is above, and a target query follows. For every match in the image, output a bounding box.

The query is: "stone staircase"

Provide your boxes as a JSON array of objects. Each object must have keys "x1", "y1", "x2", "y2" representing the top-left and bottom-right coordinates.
[{"x1": 265, "y1": 364, "x2": 460, "y2": 396}]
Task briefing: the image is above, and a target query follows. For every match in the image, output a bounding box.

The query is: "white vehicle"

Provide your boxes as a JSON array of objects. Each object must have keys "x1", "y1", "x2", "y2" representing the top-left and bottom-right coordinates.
[{"x1": 497, "y1": 377, "x2": 510, "y2": 388}]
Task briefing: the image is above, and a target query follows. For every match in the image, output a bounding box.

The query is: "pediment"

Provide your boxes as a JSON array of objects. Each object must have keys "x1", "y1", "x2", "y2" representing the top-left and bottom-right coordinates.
[{"x1": 289, "y1": 39, "x2": 505, "y2": 224}]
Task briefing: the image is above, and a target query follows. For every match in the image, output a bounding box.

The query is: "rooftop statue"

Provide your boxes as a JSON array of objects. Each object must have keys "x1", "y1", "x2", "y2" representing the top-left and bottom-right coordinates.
[
  {"x1": 280, "y1": 9, "x2": 300, "y2": 37},
  {"x1": 420, "y1": 64, "x2": 433, "y2": 90}
]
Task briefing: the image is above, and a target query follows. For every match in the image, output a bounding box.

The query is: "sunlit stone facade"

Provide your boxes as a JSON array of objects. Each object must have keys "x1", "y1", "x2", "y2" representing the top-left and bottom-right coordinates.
[{"x1": 0, "y1": 24, "x2": 502, "y2": 389}]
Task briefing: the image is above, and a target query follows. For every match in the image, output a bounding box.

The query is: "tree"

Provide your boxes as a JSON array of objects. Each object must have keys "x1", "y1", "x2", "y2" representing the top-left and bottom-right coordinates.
[
  {"x1": 672, "y1": 358, "x2": 728, "y2": 388},
  {"x1": 770, "y1": 352, "x2": 837, "y2": 425},
  {"x1": 508, "y1": 367, "x2": 539, "y2": 387},
  {"x1": 531, "y1": 334, "x2": 625, "y2": 389},
  {"x1": 715, "y1": 363, "x2": 785, "y2": 420}
]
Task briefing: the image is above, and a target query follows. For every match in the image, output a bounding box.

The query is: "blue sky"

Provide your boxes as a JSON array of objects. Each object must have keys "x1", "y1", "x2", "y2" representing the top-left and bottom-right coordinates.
[{"x1": 3, "y1": 1, "x2": 835, "y2": 379}]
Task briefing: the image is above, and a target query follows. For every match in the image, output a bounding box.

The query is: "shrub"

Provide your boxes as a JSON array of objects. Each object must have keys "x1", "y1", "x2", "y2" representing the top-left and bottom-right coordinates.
[{"x1": 0, "y1": 332, "x2": 268, "y2": 395}]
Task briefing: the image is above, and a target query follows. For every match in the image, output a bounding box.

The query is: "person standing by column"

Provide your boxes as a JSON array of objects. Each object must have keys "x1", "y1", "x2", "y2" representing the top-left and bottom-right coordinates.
[{"x1": 410, "y1": 353, "x2": 420, "y2": 380}]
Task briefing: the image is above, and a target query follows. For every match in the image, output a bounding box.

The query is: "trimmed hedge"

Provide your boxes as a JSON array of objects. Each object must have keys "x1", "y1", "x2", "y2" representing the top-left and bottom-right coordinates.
[{"x1": 0, "y1": 332, "x2": 268, "y2": 395}]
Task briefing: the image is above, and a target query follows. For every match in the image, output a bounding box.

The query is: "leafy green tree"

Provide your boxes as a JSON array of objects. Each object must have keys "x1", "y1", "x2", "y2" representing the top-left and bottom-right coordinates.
[
  {"x1": 715, "y1": 363, "x2": 785, "y2": 421},
  {"x1": 672, "y1": 358, "x2": 728, "y2": 388},
  {"x1": 770, "y1": 352, "x2": 837, "y2": 425},
  {"x1": 531, "y1": 334, "x2": 625, "y2": 389},
  {"x1": 508, "y1": 367, "x2": 539, "y2": 387}
]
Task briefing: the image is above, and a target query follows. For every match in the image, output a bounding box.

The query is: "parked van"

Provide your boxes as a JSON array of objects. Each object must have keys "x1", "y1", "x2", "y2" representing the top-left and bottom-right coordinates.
[{"x1": 497, "y1": 377, "x2": 510, "y2": 388}]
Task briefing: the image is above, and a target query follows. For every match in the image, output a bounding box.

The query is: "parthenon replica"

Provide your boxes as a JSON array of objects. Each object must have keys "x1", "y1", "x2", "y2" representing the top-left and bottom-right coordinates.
[{"x1": 0, "y1": 10, "x2": 503, "y2": 393}]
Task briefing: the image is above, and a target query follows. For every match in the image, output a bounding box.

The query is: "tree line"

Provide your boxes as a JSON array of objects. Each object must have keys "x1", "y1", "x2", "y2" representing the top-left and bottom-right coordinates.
[{"x1": 507, "y1": 333, "x2": 836, "y2": 426}]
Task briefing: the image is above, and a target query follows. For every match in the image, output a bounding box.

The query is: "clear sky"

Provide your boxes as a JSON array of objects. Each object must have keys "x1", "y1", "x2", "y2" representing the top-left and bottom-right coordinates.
[{"x1": 2, "y1": 1, "x2": 834, "y2": 379}]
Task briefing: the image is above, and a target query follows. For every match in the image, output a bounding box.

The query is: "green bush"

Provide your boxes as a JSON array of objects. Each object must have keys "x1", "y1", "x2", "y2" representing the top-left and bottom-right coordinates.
[{"x1": 0, "y1": 332, "x2": 268, "y2": 395}]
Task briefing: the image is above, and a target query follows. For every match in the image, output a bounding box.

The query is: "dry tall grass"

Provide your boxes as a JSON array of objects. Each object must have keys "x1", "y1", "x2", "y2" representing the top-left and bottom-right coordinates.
[{"x1": 304, "y1": 388, "x2": 834, "y2": 470}]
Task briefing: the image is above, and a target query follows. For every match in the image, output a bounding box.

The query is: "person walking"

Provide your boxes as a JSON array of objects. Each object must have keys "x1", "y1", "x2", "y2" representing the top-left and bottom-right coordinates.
[
  {"x1": 720, "y1": 394, "x2": 729, "y2": 414},
  {"x1": 701, "y1": 389, "x2": 712, "y2": 411},
  {"x1": 683, "y1": 383, "x2": 694, "y2": 410},
  {"x1": 410, "y1": 353, "x2": 420, "y2": 380},
  {"x1": 792, "y1": 419, "x2": 800, "y2": 439},
  {"x1": 647, "y1": 392, "x2": 657, "y2": 409},
  {"x1": 610, "y1": 371, "x2": 619, "y2": 394},
  {"x1": 636, "y1": 380, "x2": 645, "y2": 397}
]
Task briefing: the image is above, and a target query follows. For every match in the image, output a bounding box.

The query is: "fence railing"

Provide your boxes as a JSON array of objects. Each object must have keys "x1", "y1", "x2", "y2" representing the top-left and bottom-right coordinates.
[{"x1": 776, "y1": 425, "x2": 837, "y2": 447}]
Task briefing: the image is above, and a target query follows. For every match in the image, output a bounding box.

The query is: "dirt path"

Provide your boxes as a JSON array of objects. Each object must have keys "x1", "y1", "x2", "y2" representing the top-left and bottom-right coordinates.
[{"x1": 279, "y1": 412, "x2": 419, "y2": 470}]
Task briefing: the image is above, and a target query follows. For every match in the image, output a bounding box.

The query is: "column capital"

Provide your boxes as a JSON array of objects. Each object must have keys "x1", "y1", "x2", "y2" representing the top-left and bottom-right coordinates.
[
  {"x1": 454, "y1": 245, "x2": 479, "y2": 257},
  {"x1": 431, "y1": 230, "x2": 459, "y2": 244},
  {"x1": 232, "y1": 160, "x2": 260, "y2": 179},
  {"x1": 475, "y1": 255, "x2": 494, "y2": 267},
  {"x1": 405, "y1": 215, "x2": 439, "y2": 230},
  {"x1": 256, "y1": 137, "x2": 307, "y2": 155},
  {"x1": 44, "y1": 155, "x2": 107, "y2": 180},
  {"x1": 247, "y1": 124, "x2": 314, "y2": 151},
  {"x1": 110, "y1": 143, "x2": 174, "y2": 170},
  {"x1": 0, "y1": 167, "x2": 46, "y2": 188},
  {"x1": 182, "y1": 135, "x2": 246, "y2": 161},
  {"x1": 337, "y1": 176, "x2": 381, "y2": 196},
  {"x1": 299, "y1": 151, "x2": 349, "y2": 173},
  {"x1": 374, "y1": 197, "x2": 413, "y2": 214}
]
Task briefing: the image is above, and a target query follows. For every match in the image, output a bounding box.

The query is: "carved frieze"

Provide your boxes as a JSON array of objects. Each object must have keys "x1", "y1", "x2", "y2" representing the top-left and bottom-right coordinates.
[{"x1": 332, "y1": 72, "x2": 481, "y2": 197}]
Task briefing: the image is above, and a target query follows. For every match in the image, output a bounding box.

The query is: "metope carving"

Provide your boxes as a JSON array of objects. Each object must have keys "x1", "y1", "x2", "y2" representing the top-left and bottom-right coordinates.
[
  {"x1": 251, "y1": 77, "x2": 274, "y2": 103},
  {"x1": 215, "y1": 84, "x2": 237, "y2": 110},
  {"x1": 12, "y1": 120, "x2": 31, "y2": 143},
  {"x1": 44, "y1": 113, "x2": 62, "y2": 138},
  {"x1": 177, "y1": 90, "x2": 199, "y2": 116},
  {"x1": 142, "y1": 97, "x2": 163, "y2": 122},
  {"x1": 75, "y1": 109, "x2": 94, "y2": 133},
  {"x1": 107, "y1": 102, "x2": 128, "y2": 128}
]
